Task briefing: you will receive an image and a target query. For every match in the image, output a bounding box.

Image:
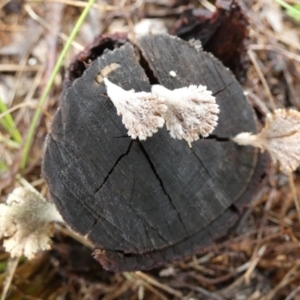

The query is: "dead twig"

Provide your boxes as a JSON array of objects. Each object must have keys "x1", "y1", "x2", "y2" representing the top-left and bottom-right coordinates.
[
  {"x1": 248, "y1": 49, "x2": 276, "y2": 111},
  {"x1": 134, "y1": 271, "x2": 183, "y2": 298},
  {"x1": 288, "y1": 173, "x2": 300, "y2": 225}
]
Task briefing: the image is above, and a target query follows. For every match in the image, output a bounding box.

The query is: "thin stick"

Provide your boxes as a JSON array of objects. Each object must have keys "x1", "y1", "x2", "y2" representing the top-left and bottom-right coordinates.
[
  {"x1": 123, "y1": 273, "x2": 168, "y2": 300},
  {"x1": 55, "y1": 224, "x2": 94, "y2": 249},
  {"x1": 32, "y1": 0, "x2": 115, "y2": 11},
  {"x1": 248, "y1": 49, "x2": 276, "y2": 112},
  {"x1": 0, "y1": 65, "x2": 42, "y2": 72},
  {"x1": 199, "y1": 0, "x2": 216, "y2": 12},
  {"x1": 262, "y1": 261, "x2": 300, "y2": 300},
  {"x1": 135, "y1": 271, "x2": 183, "y2": 298},
  {"x1": 6, "y1": 26, "x2": 42, "y2": 107},
  {"x1": 1, "y1": 256, "x2": 20, "y2": 300},
  {"x1": 286, "y1": 285, "x2": 300, "y2": 300},
  {"x1": 14, "y1": 67, "x2": 45, "y2": 127},
  {"x1": 243, "y1": 245, "x2": 267, "y2": 284},
  {"x1": 20, "y1": 0, "x2": 96, "y2": 169},
  {"x1": 25, "y1": 4, "x2": 84, "y2": 51},
  {"x1": 249, "y1": 44, "x2": 300, "y2": 63},
  {"x1": 288, "y1": 172, "x2": 300, "y2": 224},
  {"x1": 0, "y1": 102, "x2": 39, "y2": 121}
]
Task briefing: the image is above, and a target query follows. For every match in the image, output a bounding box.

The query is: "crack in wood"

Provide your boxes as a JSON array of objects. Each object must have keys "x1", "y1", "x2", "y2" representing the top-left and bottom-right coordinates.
[
  {"x1": 213, "y1": 81, "x2": 234, "y2": 96},
  {"x1": 228, "y1": 203, "x2": 241, "y2": 215},
  {"x1": 190, "y1": 148, "x2": 212, "y2": 179},
  {"x1": 138, "y1": 142, "x2": 188, "y2": 233},
  {"x1": 113, "y1": 135, "x2": 131, "y2": 139},
  {"x1": 127, "y1": 178, "x2": 170, "y2": 248},
  {"x1": 89, "y1": 172, "x2": 170, "y2": 253},
  {"x1": 94, "y1": 140, "x2": 134, "y2": 194},
  {"x1": 87, "y1": 218, "x2": 98, "y2": 235},
  {"x1": 206, "y1": 135, "x2": 230, "y2": 142},
  {"x1": 138, "y1": 49, "x2": 160, "y2": 85}
]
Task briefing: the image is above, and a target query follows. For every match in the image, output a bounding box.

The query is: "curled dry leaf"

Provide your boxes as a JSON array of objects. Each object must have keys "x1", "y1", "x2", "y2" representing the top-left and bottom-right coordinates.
[
  {"x1": 233, "y1": 109, "x2": 300, "y2": 173},
  {"x1": 152, "y1": 84, "x2": 219, "y2": 147},
  {"x1": 0, "y1": 187, "x2": 63, "y2": 259},
  {"x1": 104, "y1": 78, "x2": 167, "y2": 140}
]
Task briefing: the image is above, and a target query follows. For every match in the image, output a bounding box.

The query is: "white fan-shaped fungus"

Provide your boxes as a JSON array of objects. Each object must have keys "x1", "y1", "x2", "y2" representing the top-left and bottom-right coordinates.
[
  {"x1": 104, "y1": 78, "x2": 167, "y2": 140},
  {"x1": 233, "y1": 109, "x2": 300, "y2": 174},
  {"x1": 0, "y1": 187, "x2": 63, "y2": 259},
  {"x1": 152, "y1": 84, "x2": 219, "y2": 147}
]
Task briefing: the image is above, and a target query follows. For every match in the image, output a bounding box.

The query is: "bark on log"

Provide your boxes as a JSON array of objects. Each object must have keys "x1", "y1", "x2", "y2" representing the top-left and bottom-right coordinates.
[{"x1": 42, "y1": 34, "x2": 266, "y2": 272}]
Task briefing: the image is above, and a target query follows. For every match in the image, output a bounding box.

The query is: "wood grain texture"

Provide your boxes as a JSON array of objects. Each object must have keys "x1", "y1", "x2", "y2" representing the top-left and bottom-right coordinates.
[{"x1": 42, "y1": 34, "x2": 266, "y2": 272}]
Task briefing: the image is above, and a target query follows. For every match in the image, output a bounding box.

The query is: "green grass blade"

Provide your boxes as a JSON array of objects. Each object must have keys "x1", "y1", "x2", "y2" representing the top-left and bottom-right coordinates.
[
  {"x1": 0, "y1": 97, "x2": 22, "y2": 144},
  {"x1": 20, "y1": 0, "x2": 96, "y2": 169},
  {"x1": 286, "y1": 3, "x2": 300, "y2": 22},
  {"x1": 0, "y1": 159, "x2": 8, "y2": 173},
  {"x1": 274, "y1": 0, "x2": 300, "y2": 20}
]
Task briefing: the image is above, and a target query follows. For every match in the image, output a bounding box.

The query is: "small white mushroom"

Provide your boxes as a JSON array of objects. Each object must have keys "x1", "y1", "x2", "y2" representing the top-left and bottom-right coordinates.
[
  {"x1": 104, "y1": 78, "x2": 167, "y2": 140},
  {"x1": 152, "y1": 84, "x2": 219, "y2": 147},
  {"x1": 0, "y1": 187, "x2": 63, "y2": 259},
  {"x1": 169, "y1": 70, "x2": 176, "y2": 77},
  {"x1": 233, "y1": 109, "x2": 300, "y2": 174}
]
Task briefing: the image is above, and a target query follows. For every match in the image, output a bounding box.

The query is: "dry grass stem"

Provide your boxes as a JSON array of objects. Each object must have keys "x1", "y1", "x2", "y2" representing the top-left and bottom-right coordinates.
[
  {"x1": 55, "y1": 224, "x2": 94, "y2": 249},
  {"x1": 0, "y1": 65, "x2": 43, "y2": 72},
  {"x1": 1, "y1": 256, "x2": 20, "y2": 300},
  {"x1": 288, "y1": 173, "x2": 300, "y2": 224},
  {"x1": 0, "y1": 101, "x2": 38, "y2": 120},
  {"x1": 24, "y1": 4, "x2": 84, "y2": 51},
  {"x1": 42, "y1": 0, "x2": 115, "y2": 10},
  {"x1": 248, "y1": 49, "x2": 276, "y2": 111},
  {"x1": 249, "y1": 44, "x2": 300, "y2": 63},
  {"x1": 135, "y1": 271, "x2": 183, "y2": 298},
  {"x1": 263, "y1": 261, "x2": 300, "y2": 300},
  {"x1": 244, "y1": 245, "x2": 267, "y2": 284}
]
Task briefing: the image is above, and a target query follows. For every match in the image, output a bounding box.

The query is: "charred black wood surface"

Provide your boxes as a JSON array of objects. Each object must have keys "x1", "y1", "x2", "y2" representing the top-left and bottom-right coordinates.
[{"x1": 42, "y1": 34, "x2": 266, "y2": 272}]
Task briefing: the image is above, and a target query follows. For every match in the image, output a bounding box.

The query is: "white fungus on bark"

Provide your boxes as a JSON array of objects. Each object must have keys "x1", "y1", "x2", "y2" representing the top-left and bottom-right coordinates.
[
  {"x1": 0, "y1": 187, "x2": 63, "y2": 259},
  {"x1": 152, "y1": 84, "x2": 219, "y2": 147},
  {"x1": 104, "y1": 78, "x2": 167, "y2": 140},
  {"x1": 233, "y1": 109, "x2": 300, "y2": 174}
]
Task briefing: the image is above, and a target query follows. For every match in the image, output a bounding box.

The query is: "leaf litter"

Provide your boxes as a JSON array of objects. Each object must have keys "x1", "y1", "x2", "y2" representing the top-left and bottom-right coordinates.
[{"x1": 1, "y1": 0, "x2": 300, "y2": 299}]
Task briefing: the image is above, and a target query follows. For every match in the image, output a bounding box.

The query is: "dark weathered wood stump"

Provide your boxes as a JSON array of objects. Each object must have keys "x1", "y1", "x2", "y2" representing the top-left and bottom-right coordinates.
[{"x1": 42, "y1": 34, "x2": 265, "y2": 272}]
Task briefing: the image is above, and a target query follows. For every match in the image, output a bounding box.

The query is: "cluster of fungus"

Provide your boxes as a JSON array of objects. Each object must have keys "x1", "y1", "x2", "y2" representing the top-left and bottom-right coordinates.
[
  {"x1": 104, "y1": 78, "x2": 220, "y2": 147},
  {"x1": 0, "y1": 186, "x2": 62, "y2": 259},
  {"x1": 233, "y1": 109, "x2": 300, "y2": 174}
]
